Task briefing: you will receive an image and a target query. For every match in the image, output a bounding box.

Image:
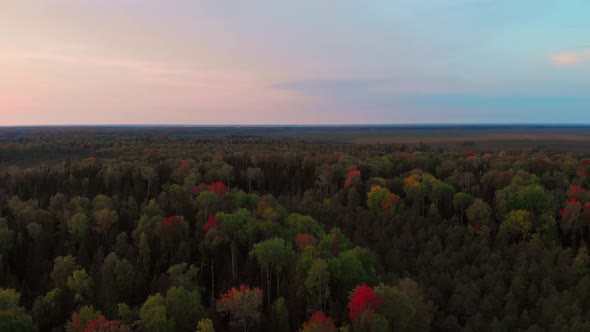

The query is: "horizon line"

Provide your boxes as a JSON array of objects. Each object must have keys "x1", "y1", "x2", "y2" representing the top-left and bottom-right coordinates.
[{"x1": 3, "y1": 123, "x2": 590, "y2": 128}]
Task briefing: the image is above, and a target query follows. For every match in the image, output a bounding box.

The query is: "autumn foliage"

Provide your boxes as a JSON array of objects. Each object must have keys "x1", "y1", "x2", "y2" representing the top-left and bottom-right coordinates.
[
  {"x1": 295, "y1": 233, "x2": 317, "y2": 251},
  {"x1": 217, "y1": 285, "x2": 263, "y2": 331},
  {"x1": 568, "y1": 185, "x2": 587, "y2": 201},
  {"x1": 203, "y1": 214, "x2": 219, "y2": 235},
  {"x1": 560, "y1": 199, "x2": 582, "y2": 217},
  {"x1": 208, "y1": 182, "x2": 228, "y2": 195},
  {"x1": 344, "y1": 170, "x2": 361, "y2": 188},
  {"x1": 84, "y1": 316, "x2": 129, "y2": 332},
  {"x1": 367, "y1": 185, "x2": 400, "y2": 213},
  {"x1": 69, "y1": 311, "x2": 88, "y2": 331},
  {"x1": 301, "y1": 311, "x2": 337, "y2": 332},
  {"x1": 348, "y1": 284, "x2": 383, "y2": 324},
  {"x1": 160, "y1": 215, "x2": 183, "y2": 232},
  {"x1": 177, "y1": 160, "x2": 189, "y2": 171}
]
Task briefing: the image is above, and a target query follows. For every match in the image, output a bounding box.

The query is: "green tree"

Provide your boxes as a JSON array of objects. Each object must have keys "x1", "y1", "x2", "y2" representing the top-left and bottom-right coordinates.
[
  {"x1": 496, "y1": 184, "x2": 557, "y2": 217},
  {"x1": 500, "y1": 210, "x2": 533, "y2": 241},
  {"x1": 196, "y1": 318, "x2": 215, "y2": 332},
  {"x1": 138, "y1": 232, "x2": 151, "y2": 272},
  {"x1": 139, "y1": 294, "x2": 174, "y2": 332},
  {"x1": 432, "y1": 182, "x2": 456, "y2": 216},
  {"x1": 245, "y1": 167, "x2": 263, "y2": 193},
  {"x1": 0, "y1": 288, "x2": 33, "y2": 332},
  {"x1": 353, "y1": 312, "x2": 390, "y2": 332},
  {"x1": 397, "y1": 278, "x2": 434, "y2": 332},
  {"x1": 574, "y1": 246, "x2": 590, "y2": 276},
  {"x1": 373, "y1": 284, "x2": 415, "y2": 332},
  {"x1": 67, "y1": 269, "x2": 94, "y2": 303},
  {"x1": 101, "y1": 253, "x2": 135, "y2": 314},
  {"x1": 114, "y1": 232, "x2": 129, "y2": 258},
  {"x1": 31, "y1": 288, "x2": 63, "y2": 331},
  {"x1": 250, "y1": 237, "x2": 295, "y2": 305},
  {"x1": 217, "y1": 209, "x2": 251, "y2": 280},
  {"x1": 68, "y1": 213, "x2": 90, "y2": 245},
  {"x1": 0, "y1": 217, "x2": 14, "y2": 276},
  {"x1": 167, "y1": 263, "x2": 200, "y2": 291},
  {"x1": 286, "y1": 213, "x2": 324, "y2": 238},
  {"x1": 452, "y1": 192, "x2": 475, "y2": 224},
  {"x1": 117, "y1": 303, "x2": 137, "y2": 326},
  {"x1": 51, "y1": 255, "x2": 80, "y2": 289},
  {"x1": 466, "y1": 199, "x2": 493, "y2": 229},
  {"x1": 305, "y1": 258, "x2": 330, "y2": 311},
  {"x1": 270, "y1": 297, "x2": 290, "y2": 332},
  {"x1": 165, "y1": 287, "x2": 205, "y2": 332}
]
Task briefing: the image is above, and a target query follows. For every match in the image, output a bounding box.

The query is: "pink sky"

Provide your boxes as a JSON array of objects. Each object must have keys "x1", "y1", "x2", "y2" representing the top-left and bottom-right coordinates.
[
  {"x1": 0, "y1": 2, "x2": 322, "y2": 125},
  {"x1": 2, "y1": 1, "x2": 590, "y2": 125}
]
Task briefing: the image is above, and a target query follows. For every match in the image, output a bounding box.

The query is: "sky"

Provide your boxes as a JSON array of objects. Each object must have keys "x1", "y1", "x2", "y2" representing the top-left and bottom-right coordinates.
[{"x1": 1, "y1": 0, "x2": 590, "y2": 125}]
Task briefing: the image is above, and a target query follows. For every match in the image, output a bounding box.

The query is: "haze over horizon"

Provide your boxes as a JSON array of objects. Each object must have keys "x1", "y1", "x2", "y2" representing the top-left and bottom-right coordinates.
[{"x1": 2, "y1": 1, "x2": 590, "y2": 125}]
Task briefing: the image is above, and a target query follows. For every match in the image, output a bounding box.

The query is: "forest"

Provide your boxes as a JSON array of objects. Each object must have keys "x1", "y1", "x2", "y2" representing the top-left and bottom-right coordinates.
[{"x1": 2, "y1": 130, "x2": 590, "y2": 331}]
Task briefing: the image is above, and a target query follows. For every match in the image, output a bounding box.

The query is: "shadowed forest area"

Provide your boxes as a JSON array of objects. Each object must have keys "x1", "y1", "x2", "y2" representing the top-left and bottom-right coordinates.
[{"x1": 2, "y1": 127, "x2": 590, "y2": 331}]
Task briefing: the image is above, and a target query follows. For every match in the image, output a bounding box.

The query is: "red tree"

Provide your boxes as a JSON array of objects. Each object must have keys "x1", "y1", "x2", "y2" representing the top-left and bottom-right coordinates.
[
  {"x1": 295, "y1": 233, "x2": 317, "y2": 251},
  {"x1": 160, "y1": 215, "x2": 183, "y2": 232},
  {"x1": 217, "y1": 285, "x2": 263, "y2": 331},
  {"x1": 389, "y1": 193, "x2": 399, "y2": 205},
  {"x1": 203, "y1": 214, "x2": 219, "y2": 235},
  {"x1": 301, "y1": 311, "x2": 337, "y2": 332},
  {"x1": 84, "y1": 316, "x2": 129, "y2": 332},
  {"x1": 561, "y1": 199, "x2": 583, "y2": 252},
  {"x1": 348, "y1": 284, "x2": 383, "y2": 324},
  {"x1": 569, "y1": 185, "x2": 587, "y2": 201},
  {"x1": 578, "y1": 159, "x2": 590, "y2": 177},
  {"x1": 560, "y1": 199, "x2": 582, "y2": 217},
  {"x1": 208, "y1": 182, "x2": 228, "y2": 195},
  {"x1": 344, "y1": 170, "x2": 361, "y2": 188},
  {"x1": 178, "y1": 160, "x2": 189, "y2": 171}
]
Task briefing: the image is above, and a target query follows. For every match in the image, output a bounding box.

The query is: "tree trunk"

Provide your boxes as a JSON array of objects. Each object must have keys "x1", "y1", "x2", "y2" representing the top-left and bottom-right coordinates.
[
  {"x1": 266, "y1": 265, "x2": 271, "y2": 307},
  {"x1": 324, "y1": 279, "x2": 328, "y2": 310},
  {"x1": 231, "y1": 241, "x2": 237, "y2": 280},
  {"x1": 573, "y1": 231, "x2": 576, "y2": 256},
  {"x1": 211, "y1": 258, "x2": 215, "y2": 304},
  {"x1": 260, "y1": 267, "x2": 264, "y2": 289},
  {"x1": 276, "y1": 269, "x2": 280, "y2": 298},
  {"x1": 318, "y1": 276, "x2": 323, "y2": 311}
]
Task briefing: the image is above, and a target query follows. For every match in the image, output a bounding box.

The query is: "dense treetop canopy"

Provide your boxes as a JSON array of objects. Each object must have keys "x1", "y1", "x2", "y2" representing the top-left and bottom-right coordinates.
[{"x1": 1, "y1": 132, "x2": 590, "y2": 331}]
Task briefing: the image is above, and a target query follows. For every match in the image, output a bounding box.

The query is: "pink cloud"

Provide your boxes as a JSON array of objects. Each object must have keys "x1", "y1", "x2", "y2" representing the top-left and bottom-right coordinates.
[{"x1": 551, "y1": 49, "x2": 590, "y2": 66}]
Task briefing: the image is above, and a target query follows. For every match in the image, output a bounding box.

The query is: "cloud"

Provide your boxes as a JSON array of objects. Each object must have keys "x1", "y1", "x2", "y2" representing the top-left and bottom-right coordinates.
[
  {"x1": 551, "y1": 49, "x2": 590, "y2": 66},
  {"x1": 272, "y1": 76, "x2": 467, "y2": 97},
  {"x1": 21, "y1": 51, "x2": 184, "y2": 78},
  {"x1": 272, "y1": 79, "x2": 389, "y2": 100}
]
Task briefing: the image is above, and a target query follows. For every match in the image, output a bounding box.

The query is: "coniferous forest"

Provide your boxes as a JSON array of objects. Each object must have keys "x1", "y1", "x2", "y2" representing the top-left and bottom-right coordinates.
[{"x1": 2, "y1": 129, "x2": 590, "y2": 331}]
